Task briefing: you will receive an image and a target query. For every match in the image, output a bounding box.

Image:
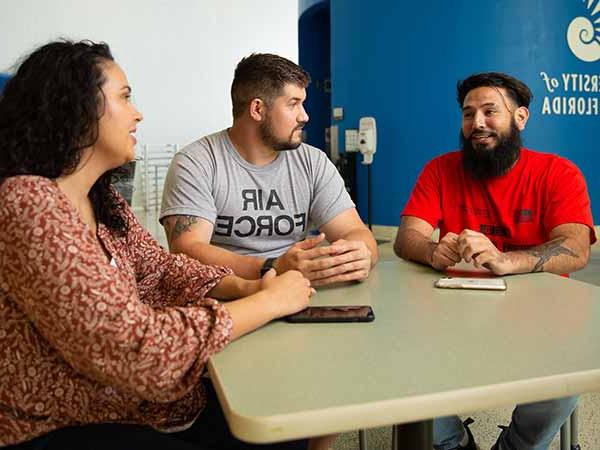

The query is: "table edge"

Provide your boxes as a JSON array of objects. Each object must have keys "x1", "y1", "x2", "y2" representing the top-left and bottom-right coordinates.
[{"x1": 208, "y1": 362, "x2": 600, "y2": 444}]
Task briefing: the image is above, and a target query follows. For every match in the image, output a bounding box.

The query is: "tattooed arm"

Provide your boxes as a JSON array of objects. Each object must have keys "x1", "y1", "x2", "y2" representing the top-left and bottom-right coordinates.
[
  {"x1": 162, "y1": 215, "x2": 265, "y2": 279},
  {"x1": 457, "y1": 223, "x2": 591, "y2": 275},
  {"x1": 521, "y1": 223, "x2": 590, "y2": 273}
]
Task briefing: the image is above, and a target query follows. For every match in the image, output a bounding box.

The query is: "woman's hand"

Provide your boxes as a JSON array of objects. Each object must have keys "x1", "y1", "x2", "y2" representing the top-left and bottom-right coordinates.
[{"x1": 259, "y1": 269, "x2": 314, "y2": 318}]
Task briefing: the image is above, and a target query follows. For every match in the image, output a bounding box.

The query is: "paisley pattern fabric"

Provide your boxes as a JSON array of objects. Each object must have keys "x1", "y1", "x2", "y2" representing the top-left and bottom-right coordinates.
[{"x1": 0, "y1": 176, "x2": 234, "y2": 446}]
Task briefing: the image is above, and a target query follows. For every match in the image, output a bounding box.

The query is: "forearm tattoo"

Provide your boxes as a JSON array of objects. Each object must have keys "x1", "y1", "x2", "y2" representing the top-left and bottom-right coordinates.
[
  {"x1": 525, "y1": 237, "x2": 578, "y2": 272},
  {"x1": 164, "y1": 215, "x2": 199, "y2": 242}
]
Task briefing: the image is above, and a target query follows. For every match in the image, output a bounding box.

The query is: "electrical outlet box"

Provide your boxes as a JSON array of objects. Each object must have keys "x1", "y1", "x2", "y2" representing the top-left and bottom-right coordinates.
[
  {"x1": 333, "y1": 107, "x2": 344, "y2": 121},
  {"x1": 345, "y1": 129, "x2": 359, "y2": 152}
]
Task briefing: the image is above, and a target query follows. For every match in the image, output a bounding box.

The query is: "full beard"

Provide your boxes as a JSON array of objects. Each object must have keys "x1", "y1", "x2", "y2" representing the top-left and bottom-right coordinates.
[
  {"x1": 460, "y1": 122, "x2": 522, "y2": 180},
  {"x1": 259, "y1": 116, "x2": 304, "y2": 152}
]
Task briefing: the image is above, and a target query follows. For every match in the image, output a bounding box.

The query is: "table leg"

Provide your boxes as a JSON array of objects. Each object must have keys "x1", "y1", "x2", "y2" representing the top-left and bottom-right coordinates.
[
  {"x1": 358, "y1": 429, "x2": 368, "y2": 450},
  {"x1": 570, "y1": 407, "x2": 580, "y2": 450},
  {"x1": 560, "y1": 419, "x2": 570, "y2": 450},
  {"x1": 392, "y1": 420, "x2": 433, "y2": 450}
]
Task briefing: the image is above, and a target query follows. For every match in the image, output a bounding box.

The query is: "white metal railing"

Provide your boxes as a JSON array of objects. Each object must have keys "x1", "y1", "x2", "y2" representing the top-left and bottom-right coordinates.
[{"x1": 132, "y1": 144, "x2": 180, "y2": 215}]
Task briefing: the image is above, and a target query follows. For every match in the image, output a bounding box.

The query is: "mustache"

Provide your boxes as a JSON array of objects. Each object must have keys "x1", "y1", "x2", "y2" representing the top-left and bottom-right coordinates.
[
  {"x1": 469, "y1": 129, "x2": 498, "y2": 139},
  {"x1": 294, "y1": 122, "x2": 307, "y2": 131}
]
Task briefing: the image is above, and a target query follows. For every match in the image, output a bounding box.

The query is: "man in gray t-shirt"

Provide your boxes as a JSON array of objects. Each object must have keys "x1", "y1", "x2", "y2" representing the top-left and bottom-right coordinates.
[
  {"x1": 161, "y1": 129, "x2": 353, "y2": 257},
  {"x1": 160, "y1": 53, "x2": 377, "y2": 287}
]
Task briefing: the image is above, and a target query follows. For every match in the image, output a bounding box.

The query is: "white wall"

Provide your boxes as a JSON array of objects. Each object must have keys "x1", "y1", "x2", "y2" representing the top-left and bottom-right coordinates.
[{"x1": 0, "y1": 0, "x2": 298, "y2": 146}]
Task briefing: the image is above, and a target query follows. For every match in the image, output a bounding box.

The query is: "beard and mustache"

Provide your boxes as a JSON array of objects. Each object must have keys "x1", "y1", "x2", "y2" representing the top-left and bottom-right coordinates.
[
  {"x1": 461, "y1": 120, "x2": 522, "y2": 180},
  {"x1": 259, "y1": 112, "x2": 306, "y2": 152}
]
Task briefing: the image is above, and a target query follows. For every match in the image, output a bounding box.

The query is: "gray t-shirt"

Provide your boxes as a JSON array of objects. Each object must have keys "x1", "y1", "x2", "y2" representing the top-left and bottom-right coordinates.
[{"x1": 160, "y1": 129, "x2": 355, "y2": 258}]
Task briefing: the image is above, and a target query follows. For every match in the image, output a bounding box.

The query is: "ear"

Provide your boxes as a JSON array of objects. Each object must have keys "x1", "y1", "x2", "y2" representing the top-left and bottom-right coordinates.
[
  {"x1": 513, "y1": 106, "x2": 529, "y2": 130},
  {"x1": 249, "y1": 98, "x2": 266, "y2": 122}
]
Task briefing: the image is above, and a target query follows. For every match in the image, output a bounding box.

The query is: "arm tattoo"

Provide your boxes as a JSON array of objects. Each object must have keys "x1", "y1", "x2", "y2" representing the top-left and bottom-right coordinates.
[
  {"x1": 164, "y1": 215, "x2": 200, "y2": 242},
  {"x1": 525, "y1": 237, "x2": 578, "y2": 272}
]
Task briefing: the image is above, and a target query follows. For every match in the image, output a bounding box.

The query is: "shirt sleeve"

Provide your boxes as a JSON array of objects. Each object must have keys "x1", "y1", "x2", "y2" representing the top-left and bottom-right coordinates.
[
  {"x1": 543, "y1": 158, "x2": 597, "y2": 244},
  {"x1": 309, "y1": 150, "x2": 356, "y2": 228},
  {"x1": 159, "y1": 147, "x2": 217, "y2": 224},
  {"x1": 115, "y1": 194, "x2": 234, "y2": 308},
  {"x1": 0, "y1": 178, "x2": 233, "y2": 404},
  {"x1": 401, "y1": 158, "x2": 442, "y2": 228}
]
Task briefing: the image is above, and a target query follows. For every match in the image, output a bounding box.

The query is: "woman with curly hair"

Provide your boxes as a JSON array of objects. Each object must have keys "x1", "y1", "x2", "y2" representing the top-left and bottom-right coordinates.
[{"x1": 0, "y1": 40, "x2": 313, "y2": 450}]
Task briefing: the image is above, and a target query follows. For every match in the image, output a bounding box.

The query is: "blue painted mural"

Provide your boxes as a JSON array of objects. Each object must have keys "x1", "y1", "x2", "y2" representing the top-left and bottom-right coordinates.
[{"x1": 327, "y1": 1, "x2": 600, "y2": 225}]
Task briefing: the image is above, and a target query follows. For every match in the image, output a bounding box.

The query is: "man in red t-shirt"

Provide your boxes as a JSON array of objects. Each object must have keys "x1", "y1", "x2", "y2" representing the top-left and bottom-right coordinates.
[{"x1": 394, "y1": 73, "x2": 595, "y2": 450}]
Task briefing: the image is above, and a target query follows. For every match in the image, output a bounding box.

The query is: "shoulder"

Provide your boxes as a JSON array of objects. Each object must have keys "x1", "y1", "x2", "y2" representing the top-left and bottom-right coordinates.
[
  {"x1": 0, "y1": 175, "x2": 60, "y2": 209},
  {"x1": 1, "y1": 174, "x2": 56, "y2": 192},
  {"x1": 522, "y1": 148, "x2": 583, "y2": 175},
  {"x1": 177, "y1": 130, "x2": 228, "y2": 163},
  {"x1": 0, "y1": 176, "x2": 68, "y2": 234},
  {"x1": 421, "y1": 150, "x2": 462, "y2": 173},
  {"x1": 167, "y1": 132, "x2": 232, "y2": 181},
  {"x1": 432, "y1": 150, "x2": 461, "y2": 165}
]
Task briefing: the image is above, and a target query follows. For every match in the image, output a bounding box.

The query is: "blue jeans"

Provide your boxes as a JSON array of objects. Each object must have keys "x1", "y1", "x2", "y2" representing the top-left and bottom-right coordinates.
[{"x1": 433, "y1": 396, "x2": 578, "y2": 450}]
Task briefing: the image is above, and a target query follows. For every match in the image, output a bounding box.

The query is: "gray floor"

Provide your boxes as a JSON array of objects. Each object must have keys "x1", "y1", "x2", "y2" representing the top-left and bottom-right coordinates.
[{"x1": 331, "y1": 227, "x2": 600, "y2": 450}]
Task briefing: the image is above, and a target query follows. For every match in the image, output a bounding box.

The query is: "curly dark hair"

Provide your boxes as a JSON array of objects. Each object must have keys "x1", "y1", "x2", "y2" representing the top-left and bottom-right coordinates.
[
  {"x1": 457, "y1": 72, "x2": 533, "y2": 109},
  {"x1": 231, "y1": 53, "x2": 310, "y2": 118},
  {"x1": 0, "y1": 39, "x2": 128, "y2": 233}
]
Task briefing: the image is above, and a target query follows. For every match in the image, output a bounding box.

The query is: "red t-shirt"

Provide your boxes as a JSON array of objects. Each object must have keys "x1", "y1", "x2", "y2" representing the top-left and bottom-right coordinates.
[{"x1": 402, "y1": 148, "x2": 596, "y2": 251}]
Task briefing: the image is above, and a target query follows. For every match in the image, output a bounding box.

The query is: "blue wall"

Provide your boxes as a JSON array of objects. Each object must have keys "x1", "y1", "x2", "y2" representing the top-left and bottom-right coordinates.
[
  {"x1": 299, "y1": 1, "x2": 331, "y2": 153},
  {"x1": 0, "y1": 73, "x2": 10, "y2": 93},
  {"x1": 331, "y1": 1, "x2": 600, "y2": 225},
  {"x1": 299, "y1": 0, "x2": 325, "y2": 16}
]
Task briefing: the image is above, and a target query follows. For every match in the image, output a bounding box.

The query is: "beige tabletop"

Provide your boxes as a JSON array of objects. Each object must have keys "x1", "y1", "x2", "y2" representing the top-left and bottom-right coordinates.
[{"x1": 208, "y1": 260, "x2": 600, "y2": 443}]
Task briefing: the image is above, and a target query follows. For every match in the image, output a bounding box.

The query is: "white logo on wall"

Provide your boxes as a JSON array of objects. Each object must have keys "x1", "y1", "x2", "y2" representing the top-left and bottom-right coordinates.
[
  {"x1": 538, "y1": 1, "x2": 600, "y2": 116},
  {"x1": 567, "y1": 0, "x2": 600, "y2": 62}
]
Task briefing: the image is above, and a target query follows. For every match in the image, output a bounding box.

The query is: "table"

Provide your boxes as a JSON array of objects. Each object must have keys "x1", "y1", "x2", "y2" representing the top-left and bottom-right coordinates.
[{"x1": 208, "y1": 260, "x2": 600, "y2": 448}]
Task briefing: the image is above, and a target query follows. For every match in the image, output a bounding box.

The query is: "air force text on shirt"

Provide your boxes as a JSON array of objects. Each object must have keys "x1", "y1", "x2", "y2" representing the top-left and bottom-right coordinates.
[{"x1": 214, "y1": 189, "x2": 308, "y2": 237}]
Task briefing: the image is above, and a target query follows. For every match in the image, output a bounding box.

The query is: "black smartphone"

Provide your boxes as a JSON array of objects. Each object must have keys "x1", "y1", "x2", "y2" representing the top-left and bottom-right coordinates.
[{"x1": 285, "y1": 305, "x2": 375, "y2": 323}]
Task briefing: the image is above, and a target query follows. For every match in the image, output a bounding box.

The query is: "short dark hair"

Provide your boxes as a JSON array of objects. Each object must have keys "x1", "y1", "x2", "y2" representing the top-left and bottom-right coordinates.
[
  {"x1": 231, "y1": 53, "x2": 310, "y2": 118},
  {"x1": 457, "y1": 72, "x2": 533, "y2": 109},
  {"x1": 0, "y1": 39, "x2": 127, "y2": 232}
]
